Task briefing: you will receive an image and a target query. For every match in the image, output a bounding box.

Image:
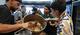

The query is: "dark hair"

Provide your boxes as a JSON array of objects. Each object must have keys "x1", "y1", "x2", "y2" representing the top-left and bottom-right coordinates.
[
  {"x1": 51, "y1": 2, "x2": 66, "y2": 13},
  {"x1": 45, "y1": 5, "x2": 51, "y2": 13},
  {"x1": 32, "y1": 7, "x2": 37, "y2": 11},
  {"x1": 6, "y1": 0, "x2": 22, "y2": 3},
  {"x1": 32, "y1": 7, "x2": 38, "y2": 14},
  {"x1": 6, "y1": 0, "x2": 9, "y2": 2}
]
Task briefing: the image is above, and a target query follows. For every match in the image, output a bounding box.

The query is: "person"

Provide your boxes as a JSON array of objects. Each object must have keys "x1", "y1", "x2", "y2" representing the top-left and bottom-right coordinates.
[
  {"x1": 32, "y1": 7, "x2": 38, "y2": 15},
  {"x1": 0, "y1": 0, "x2": 29, "y2": 35},
  {"x1": 50, "y1": 1, "x2": 73, "y2": 35},
  {"x1": 21, "y1": 5, "x2": 27, "y2": 17},
  {"x1": 41, "y1": 5, "x2": 54, "y2": 18},
  {"x1": 31, "y1": 7, "x2": 42, "y2": 17},
  {"x1": 12, "y1": 6, "x2": 22, "y2": 22},
  {"x1": 39, "y1": 5, "x2": 56, "y2": 35}
]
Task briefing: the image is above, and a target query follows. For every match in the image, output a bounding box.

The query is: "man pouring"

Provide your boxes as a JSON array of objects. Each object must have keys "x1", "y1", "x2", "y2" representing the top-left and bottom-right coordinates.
[{"x1": 0, "y1": 0, "x2": 29, "y2": 35}]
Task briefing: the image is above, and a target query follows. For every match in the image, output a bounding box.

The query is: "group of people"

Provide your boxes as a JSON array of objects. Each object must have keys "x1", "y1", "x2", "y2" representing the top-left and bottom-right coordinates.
[{"x1": 0, "y1": 0, "x2": 73, "y2": 35}]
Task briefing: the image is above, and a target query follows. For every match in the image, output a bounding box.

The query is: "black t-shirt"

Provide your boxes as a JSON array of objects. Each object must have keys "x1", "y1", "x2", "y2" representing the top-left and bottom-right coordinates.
[{"x1": 0, "y1": 4, "x2": 15, "y2": 35}]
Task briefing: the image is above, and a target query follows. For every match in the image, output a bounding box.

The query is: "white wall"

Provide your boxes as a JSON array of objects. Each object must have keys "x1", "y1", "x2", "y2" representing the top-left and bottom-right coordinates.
[{"x1": 0, "y1": 0, "x2": 5, "y2": 5}]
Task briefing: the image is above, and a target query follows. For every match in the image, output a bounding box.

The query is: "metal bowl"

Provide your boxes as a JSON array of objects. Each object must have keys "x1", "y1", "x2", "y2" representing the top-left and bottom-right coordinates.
[{"x1": 23, "y1": 15, "x2": 47, "y2": 32}]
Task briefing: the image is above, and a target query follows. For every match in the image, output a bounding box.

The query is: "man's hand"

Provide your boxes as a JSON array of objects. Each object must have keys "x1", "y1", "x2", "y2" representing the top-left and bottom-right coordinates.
[
  {"x1": 16, "y1": 20, "x2": 29, "y2": 29},
  {"x1": 21, "y1": 22, "x2": 36, "y2": 30},
  {"x1": 21, "y1": 22, "x2": 29, "y2": 29},
  {"x1": 16, "y1": 20, "x2": 23, "y2": 24}
]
